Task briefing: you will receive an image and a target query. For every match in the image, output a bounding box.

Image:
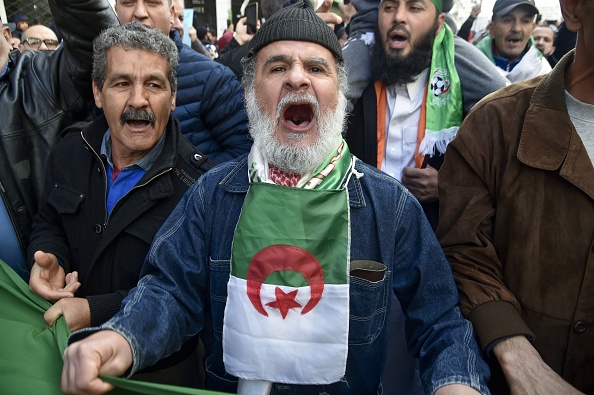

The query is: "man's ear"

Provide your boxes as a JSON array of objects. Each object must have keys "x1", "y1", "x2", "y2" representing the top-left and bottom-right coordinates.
[
  {"x1": 2, "y1": 26, "x2": 11, "y2": 44},
  {"x1": 170, "y1": 92, "x2": 176, "y2": 112},
  {"x1": 92, "y1": 80, "x2": 104, "y2": 109},
  {"x1": 560, "y1": 0, "x2": 583, "y2": 32},
  {"x1": 487, "y1": 20, "x2": 495, "y2": 37},
  {"x1": 435, "y1": 12, "x2": 446, "y2": 35}
]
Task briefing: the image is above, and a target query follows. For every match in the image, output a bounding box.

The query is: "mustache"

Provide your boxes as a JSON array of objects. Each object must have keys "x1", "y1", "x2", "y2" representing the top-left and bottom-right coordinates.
[
  {"x1": 275, "y1": 92, "x2": 320, "y2": 120},
  {"x1": 119, "y1": 108, "x2": 156, "y2": 127}
]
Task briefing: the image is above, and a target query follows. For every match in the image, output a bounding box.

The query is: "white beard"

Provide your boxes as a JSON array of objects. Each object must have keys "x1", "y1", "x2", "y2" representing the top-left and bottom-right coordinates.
[{"x1": 245, "y1": 87, "x2": 347, "y2": 175}]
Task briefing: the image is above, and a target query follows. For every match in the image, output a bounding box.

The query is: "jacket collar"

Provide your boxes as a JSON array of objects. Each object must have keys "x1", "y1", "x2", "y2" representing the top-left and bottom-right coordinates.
[
  {"x1": 219, "y1": 155, "x2": 366, "y2": 208},
  {"x1": 518, "y1": 49, "x2": 594, "y2": 199},
  {"x1": 170, "y1": 29, "x2": 183, "y2": 51}
]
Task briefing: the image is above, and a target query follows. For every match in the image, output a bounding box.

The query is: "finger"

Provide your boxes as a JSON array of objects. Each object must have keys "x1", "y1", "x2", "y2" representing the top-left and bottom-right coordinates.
[
  {"x1": 44, "y1": 302, "x2": 64, "y2": 327},
  {"x1": 402, "y1": 167, "x2": 422, "y2": 179},
  {"x1": 316, "y1": 0, "x2": 333, "y2": 12},
  {"x1": 63, "y1": 281, "x2": 81, "y2": 294},
  {"x1": 30, "y1": 283, "x2": 74, "y2": 302},
  {"x1": 317, "y1": 12, "x2": 342, "y2": 26},
  {"x1": 65, "y1": 271, "x2": 78, "y2": 284}
]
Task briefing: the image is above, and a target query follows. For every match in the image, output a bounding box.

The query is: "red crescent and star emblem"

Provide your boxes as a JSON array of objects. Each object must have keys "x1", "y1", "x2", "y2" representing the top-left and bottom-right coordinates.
[{"x1": 246, "y1": 245, "x2": 324, "y2": 319}]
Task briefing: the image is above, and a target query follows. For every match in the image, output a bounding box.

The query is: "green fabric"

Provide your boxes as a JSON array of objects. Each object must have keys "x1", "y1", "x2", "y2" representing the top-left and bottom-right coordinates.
[
  {"x1": 475, "y1": 36, "x2": 541, "y2": 63},
  {"x1": 231, "y1": 184, "x2": 350, "y2": 286},
  {"x1": 431, "y1": 0, "x2": 443, "y2": 13},
  {"x1": 475, "y1": 35, "x2": 495, "y2": 63},
  {"x1": 0, "y1": 260, "x2": 68, "y2": 395},
  {"x1": 234, "y1": 142, "x2": 353, "y2": 285},
  {"x1": 425, "y1": 24, "x2": 463, "y2": 135},
  {"x1": 416, "y1": 23, "x2": 463, "y2": 157},
  {"x1": 102, "y1": 376, "x2": 227, "y2": 395},
  {"x1": 0, "y1": 260, "x2": 228, "y2": 395}
]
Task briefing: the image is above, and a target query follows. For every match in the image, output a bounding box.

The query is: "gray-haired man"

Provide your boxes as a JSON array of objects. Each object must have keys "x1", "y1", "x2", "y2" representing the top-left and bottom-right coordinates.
[{"x1": 28, "y1": 22, "x2": 212, "y2": 387}]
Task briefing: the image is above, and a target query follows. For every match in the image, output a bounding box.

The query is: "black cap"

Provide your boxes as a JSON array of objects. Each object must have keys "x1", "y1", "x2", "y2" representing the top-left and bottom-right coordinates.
[
  {"x1": 492, "y1": 0, "x2": 538, "y2": 17},
  {"x1": 246, "y1": 0, "x2": 343, "y2": 62}
]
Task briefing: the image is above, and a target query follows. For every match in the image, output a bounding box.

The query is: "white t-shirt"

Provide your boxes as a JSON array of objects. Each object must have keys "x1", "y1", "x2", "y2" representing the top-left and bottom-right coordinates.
[{"x1": 566, "y1": 90, "x2": 594, "y2": 164}]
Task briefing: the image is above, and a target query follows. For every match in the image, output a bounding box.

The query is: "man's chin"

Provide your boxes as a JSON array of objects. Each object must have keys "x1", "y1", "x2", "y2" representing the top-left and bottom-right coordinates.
[{"x1": 385, "y1": 46, "x2": 409, "y2": 60}]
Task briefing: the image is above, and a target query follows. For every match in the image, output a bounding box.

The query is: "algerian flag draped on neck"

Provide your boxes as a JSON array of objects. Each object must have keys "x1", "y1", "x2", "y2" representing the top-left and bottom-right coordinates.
[
  {"x1": 223, "y1": 141, "x2": 353, "y2": 384},
  {"x1": 419, "y1": 23, "x2": 463, "y2": 157}
]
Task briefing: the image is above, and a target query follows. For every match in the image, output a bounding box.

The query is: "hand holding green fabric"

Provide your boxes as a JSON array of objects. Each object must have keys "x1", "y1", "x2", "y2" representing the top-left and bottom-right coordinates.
[{"x1": 0, "y1": 260, "x2": 227, "y2": 395}]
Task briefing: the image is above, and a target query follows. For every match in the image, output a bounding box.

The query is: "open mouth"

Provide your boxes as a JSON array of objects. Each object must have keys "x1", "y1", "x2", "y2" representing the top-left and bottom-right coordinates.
[
  {"x1": 390, "y1": 30, "x2": 408, "y2": 43},
  {"x1": 125, "y1": 120, "x2": 151, "y2": 128},
  {"x1": 506, "y1": 36, "x2": 522, "y2": 45},
  {"x1": 283, "y1": 103, "x2": 314, "y2": 128}
]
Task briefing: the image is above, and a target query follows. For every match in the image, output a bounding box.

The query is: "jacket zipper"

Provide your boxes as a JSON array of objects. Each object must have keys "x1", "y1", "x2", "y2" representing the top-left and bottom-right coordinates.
[{"x1": 81, "y1": 132, "x2": 172, "y2": 230}]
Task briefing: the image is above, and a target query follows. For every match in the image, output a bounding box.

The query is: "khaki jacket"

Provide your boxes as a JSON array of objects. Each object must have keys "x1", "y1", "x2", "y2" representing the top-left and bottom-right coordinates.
[{"x1": 437, "y1": 51, "x2": 594, "y2": 394}]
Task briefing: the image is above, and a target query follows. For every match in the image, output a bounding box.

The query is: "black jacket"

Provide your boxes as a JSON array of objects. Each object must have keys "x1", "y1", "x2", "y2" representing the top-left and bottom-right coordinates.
[
  {"x1": 0, "y1": 0, "x2": 118, "y2": 257},
  {"x1": 27, "y1": 114, "x2": 213, "y2": 326}
]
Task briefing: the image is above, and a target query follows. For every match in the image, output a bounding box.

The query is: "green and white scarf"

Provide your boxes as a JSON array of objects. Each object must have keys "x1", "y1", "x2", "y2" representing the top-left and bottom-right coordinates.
[{"x1": 420, "y1": 23, "x2": 463, "y2": 157}]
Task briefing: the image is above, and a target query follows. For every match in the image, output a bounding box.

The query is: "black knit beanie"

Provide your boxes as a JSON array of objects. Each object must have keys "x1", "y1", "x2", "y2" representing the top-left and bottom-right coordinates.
[{"x1": 246, "y1": 0, "x2": 343, "y2": 62}]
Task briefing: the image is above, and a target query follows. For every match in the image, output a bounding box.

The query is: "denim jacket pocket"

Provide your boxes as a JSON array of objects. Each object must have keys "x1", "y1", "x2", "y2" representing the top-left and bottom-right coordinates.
[
  {"x1": 349, "y1": 260, "x2": 390, "y2": 345},
  {"x1": 47, "y1": 184, "x2": 85, "y2": 248}
]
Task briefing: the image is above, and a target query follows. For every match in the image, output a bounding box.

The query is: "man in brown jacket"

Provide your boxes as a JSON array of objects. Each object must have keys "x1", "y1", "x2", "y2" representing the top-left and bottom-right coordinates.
[{"x1": 436, "y1": 0, "x2": 593, "y2": 393}]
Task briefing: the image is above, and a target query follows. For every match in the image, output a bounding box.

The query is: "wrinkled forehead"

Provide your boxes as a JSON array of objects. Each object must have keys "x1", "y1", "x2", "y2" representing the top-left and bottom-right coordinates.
[
  {"x1": 533, "y1": 26, "x2": 555, "y2": 37},
  {"x1": 256, "y1": 40, "x2": 337, "y2": 69},
  {"x1": 23, "y1": 26, "x2": 58, "y2": 41}
]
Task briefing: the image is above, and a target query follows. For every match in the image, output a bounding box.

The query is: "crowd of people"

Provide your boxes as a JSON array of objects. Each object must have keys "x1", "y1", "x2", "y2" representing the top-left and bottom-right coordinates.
[{"x1": 0, "y1": 0, "x2": 592, "y2": 394}]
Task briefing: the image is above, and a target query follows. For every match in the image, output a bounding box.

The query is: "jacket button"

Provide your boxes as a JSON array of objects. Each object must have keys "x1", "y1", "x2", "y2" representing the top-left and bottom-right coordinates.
[
  {"x1": 573, "y1": 321, "x2": 587, "y2": 333},
  {"x1": 94, "y1": 224, "x2": 103, "y2": 234},
  {"x1": 193, "y1": 153, "x2": 202, "y2": 161}
]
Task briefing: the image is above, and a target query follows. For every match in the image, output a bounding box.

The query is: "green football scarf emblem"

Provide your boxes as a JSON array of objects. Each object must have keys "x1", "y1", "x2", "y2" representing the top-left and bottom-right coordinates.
[{"x1": 420, "y1": 23, "x2": 463, "y2": 157}]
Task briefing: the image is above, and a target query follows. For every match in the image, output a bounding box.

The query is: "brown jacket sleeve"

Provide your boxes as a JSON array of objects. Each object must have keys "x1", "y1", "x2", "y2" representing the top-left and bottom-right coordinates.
[{"x1": 436, "y1": 94, "x2": 534, "y2": 352}]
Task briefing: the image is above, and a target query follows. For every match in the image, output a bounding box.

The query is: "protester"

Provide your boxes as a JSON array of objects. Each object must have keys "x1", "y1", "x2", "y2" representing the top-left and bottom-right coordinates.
[
  {"x1": 533, "y1": 24, "x2": 557, "y2": 66},
  {"x1": 11, "y1": 13, "x2": 29, "y2": 36},
  {"x1": 114, "y1": 0, "x2": 251, "y2": 163},
  {"x1": 0, "y1": 1, "x2": 118, "y2": 282},
  {"x1": 344, "y1": 0, "x2": 506, "y2": 392},
  {"x1": 217, "y1": 0, "x2": 342, "y2": 80},
  {"x1": 346, "y1": 0, "x2": 506, "y2": 229},
  {"x1": 457, "y1": 1, "x2": 482, "y2": 41},
  {"x1": 475, "y1": 0, "x2": 551, "y2": 83},
  {"x1": 60, "y1": 2, "x2": 491, "y2": 394},
  {"x1": 28, "y1": 21, "x2": 213, "y2": 387},
  {"x1": 187, "y1": 25, "x2": 212, "y2": 57},
  {"x1": 551, "y1": 20, "x2": 577, "y2": 66},
  {"x1": 437, "y1": 0, "x2": 594, "y2": 392},
  {"x1": 20, "y1": 25, "x2": 60, "y2": 51}
]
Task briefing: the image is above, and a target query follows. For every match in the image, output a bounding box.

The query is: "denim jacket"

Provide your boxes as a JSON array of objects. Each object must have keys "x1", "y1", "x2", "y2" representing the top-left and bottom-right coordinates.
[{"x1": 71, "y1": 155, "x2": 490, "y2": 395}]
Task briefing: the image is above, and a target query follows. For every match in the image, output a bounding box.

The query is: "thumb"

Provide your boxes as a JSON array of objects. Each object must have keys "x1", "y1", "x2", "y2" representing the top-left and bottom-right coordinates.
[
  {"x1": 34, "y1": 250, "x2": 57, "y2": 269},
  {"x1": 44, "y1": 302, "x2": 63, "y2": 327}
]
